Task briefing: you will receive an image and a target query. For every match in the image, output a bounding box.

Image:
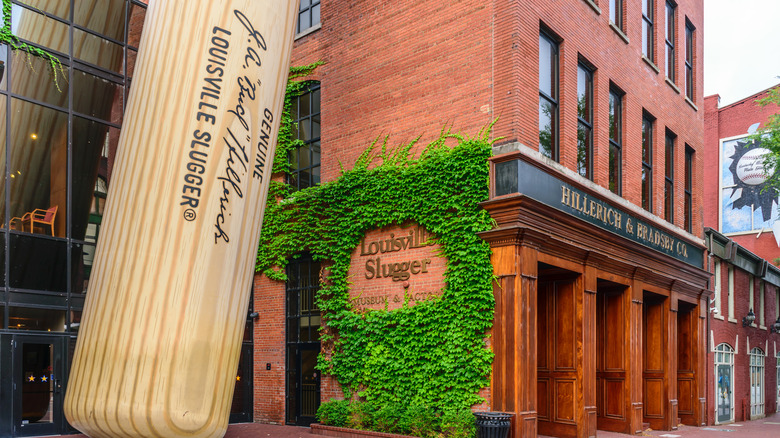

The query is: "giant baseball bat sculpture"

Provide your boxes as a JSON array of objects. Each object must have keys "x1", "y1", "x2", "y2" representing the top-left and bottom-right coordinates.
[{"x1": 64, "y1": 1, "x2": 298, "y2": 437}]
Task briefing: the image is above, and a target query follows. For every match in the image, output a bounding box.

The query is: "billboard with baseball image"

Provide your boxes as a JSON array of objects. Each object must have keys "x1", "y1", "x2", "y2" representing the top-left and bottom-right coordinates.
[{"x1": 720, "y1": 134, "x2": 779, "y2": 236}]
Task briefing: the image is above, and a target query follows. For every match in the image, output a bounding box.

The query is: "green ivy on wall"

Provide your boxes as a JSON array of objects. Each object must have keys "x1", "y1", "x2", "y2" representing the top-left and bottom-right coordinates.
[
  {"x1": 1, "y1": 0, "x2": 66, "y2": 89},
  {"x1": 256, "y1": 63, "x2": 496, "y2": 412}
]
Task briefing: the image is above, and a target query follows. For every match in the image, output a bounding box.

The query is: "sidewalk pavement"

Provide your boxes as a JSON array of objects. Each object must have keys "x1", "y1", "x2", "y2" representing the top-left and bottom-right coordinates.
[
  {"x1": 41, "y1": 422, "x2": 319, "y2": 438},
  {"x1": 41, "y1": 411, "x2": 780, "y2": 437}
]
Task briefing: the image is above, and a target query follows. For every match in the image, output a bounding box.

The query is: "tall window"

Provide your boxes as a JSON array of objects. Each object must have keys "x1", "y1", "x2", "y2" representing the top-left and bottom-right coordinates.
[
  {"x1": 713, "y1": 260, "x2": 722, "y2": 316},
  {"x1": 289, "y1": 82, "x2": 321, "y2": 190},
  {"x1": 715, "y1": 343, "x2": 735, "y2": 424},
  {"x1": 684, "y1": 145, "x2": 693, "y2": 232},
  {"x1": 664, "y1": 131, "x2": 675, "y2": 222},
  {"x1": 286, "y1": 256, "x2": 322, "y2": 424},
  {"x1": 297, "y1": 0, "x2": 321, "y2": 34},
  {"x1": 610, "y1": 0, "x2": 624, "y2": 32},
  {"x1": 539, "y1": 31, "x2": 559, "y2": 161},
  {"x1": 665, "y1": 2, "x2": 676, "y2": 81},
  {"x1": 642, "y1": 114, "x2": 654, "y2": 211},
  {"x1": 750, "y1": 347, "x2": 765, "y2": 418},
  {"x1": 609, "y1": 89, "x2": 623, "y2": 195},
  {"x1": 577, "y1": 63, "x2": 594, "y2": 179},
  {"x1": 776, "y1": 351, "x2": 780, "y2": 410},
  {"x1": 642, "y1": 0, "x2": 655, "y2": 62},
  {"x1": 728, "y1": 266, "x2": 735, "y2": 320},
  {"x1": 685, "y1": 20, "x2": 695, "y2": 100}
]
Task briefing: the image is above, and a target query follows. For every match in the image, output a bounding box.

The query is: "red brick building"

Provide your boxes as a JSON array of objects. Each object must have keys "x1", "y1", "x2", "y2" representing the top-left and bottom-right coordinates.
[
  {"x1": 702, "y1": 86, "x2": 780, "y2": 426},
  {"x1": 703, "y1": 86, "x2": 780, "y2": 260},
  {"x1": 253, "y1": 1, "x2": 712, "y2": 438}
]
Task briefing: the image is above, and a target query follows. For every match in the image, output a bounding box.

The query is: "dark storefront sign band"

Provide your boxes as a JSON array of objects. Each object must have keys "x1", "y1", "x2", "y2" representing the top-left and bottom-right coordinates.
[{"x1": 496, "y1": 158, "x2": 704, "y2": 267}]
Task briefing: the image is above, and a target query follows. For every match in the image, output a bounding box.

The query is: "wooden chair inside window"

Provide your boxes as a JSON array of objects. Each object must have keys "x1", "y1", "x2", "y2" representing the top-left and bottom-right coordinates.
[
  {"x1": 21, "y1": 205, "x2": 58, "y2": 236},
  {"x1": 10, "y1": 216, "x2": 24, "y2": 231}
]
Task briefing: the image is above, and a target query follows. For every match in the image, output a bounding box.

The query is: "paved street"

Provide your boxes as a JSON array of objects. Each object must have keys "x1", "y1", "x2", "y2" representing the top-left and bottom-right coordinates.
[{"x1": 43, "y1": 411, "x2": 780, "y2": 438}]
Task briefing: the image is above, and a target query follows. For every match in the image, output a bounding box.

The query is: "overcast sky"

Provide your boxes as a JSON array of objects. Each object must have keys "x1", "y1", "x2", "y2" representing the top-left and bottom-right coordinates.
[{"x1": 704, "y1": 0, "x2": 780, "y2": 106}]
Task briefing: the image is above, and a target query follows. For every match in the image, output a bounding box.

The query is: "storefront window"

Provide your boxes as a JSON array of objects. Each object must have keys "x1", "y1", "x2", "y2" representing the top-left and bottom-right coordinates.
[
  {"x1": 74, "y1": 0, "x2": 127, "y2": 42},
  {"x1": 11, "y1": 5, "x2": 69, "y2": 55},
  {"x1": 8, "y1": 306, "x2": 66, "y2": 332},
  {"x1": 11, "y1": 50, "x2": 68, "y2": 109},
  {"x1": 72, "y1": 71, "x2": 123, "y2": 124},
  {"x1": 74, "y1": 29, "x2": 125, "y2": 73},
  {"x1": 9, "y1": 100, "x2": 68, "y2": 238},
  {"x1": 10, "y1": 234, "x2": 67, "y2": 292}
]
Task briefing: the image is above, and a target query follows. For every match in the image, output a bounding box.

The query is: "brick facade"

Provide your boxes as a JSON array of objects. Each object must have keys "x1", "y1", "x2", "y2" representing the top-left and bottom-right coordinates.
[
  {"x1": 702, "y1": 85, "x2": 780, "y2": 425},
  {"x1": 256, "y1": 0, "x2": 708, "y2": 433},
  {"x1": 703, "y1": 86, "x2": 780, "y2": 260}
]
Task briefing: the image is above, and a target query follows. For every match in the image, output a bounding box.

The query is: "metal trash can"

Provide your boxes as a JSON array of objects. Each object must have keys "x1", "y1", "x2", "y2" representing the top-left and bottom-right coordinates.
[{"x1": 474, "y1": 411, "x2": 512, "y2": 438}]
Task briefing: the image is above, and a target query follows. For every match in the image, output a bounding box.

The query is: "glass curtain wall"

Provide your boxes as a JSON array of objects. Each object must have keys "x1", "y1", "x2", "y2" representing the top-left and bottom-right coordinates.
[{"x1": 0, "y1": 0, "x2": 146, "y2": 380}]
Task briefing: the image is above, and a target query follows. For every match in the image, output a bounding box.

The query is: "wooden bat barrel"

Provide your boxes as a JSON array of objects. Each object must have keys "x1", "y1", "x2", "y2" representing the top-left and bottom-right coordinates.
[{"x1": 64, "y1": 1, "x2": 299, "y2": 437}]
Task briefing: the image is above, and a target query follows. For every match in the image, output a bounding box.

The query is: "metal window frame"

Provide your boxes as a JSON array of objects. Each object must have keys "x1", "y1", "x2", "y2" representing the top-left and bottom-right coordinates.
[
  {"x1": 664, "y1": 131, "x2": 675, "y2": 223},
  {"x1": 289, "y1": 82, "x2": 321, "y2": 191},
  {"x1": 642, "y1": 0, "x2": 655, "y2": 61},
  {"x1": 608, "y1": 88, "x2": 623, "y2": 195},
  {"x1": 665, "y1": 1, "x2": 676, "y2": 82},
  {"x1": 539, "y1": 29, "x2": 560, "y2": 162},
  {"x1": 641, "y1": 114, "x2": 654, "y2": 211},
  {"x1": 1, "y1": 0, "x2": 144, "y2": 329},
  {"x1": 577, "y1": 63, "x2": 594, "y2": 180}
]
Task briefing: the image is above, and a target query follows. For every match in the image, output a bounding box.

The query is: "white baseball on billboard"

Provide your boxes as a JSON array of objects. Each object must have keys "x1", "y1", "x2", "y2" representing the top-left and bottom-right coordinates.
[{"x1": 736, "y1": 147, "x2": 775, "y2": 185}]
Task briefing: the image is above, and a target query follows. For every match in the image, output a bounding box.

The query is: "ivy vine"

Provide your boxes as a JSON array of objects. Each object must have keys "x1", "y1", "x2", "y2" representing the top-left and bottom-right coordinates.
[
  {"x1": 1, "y1": 0, "x2": 66, "y2": 90},
  {"x1": 256, "y1": 64, "x2": 496, "y2": 412}
]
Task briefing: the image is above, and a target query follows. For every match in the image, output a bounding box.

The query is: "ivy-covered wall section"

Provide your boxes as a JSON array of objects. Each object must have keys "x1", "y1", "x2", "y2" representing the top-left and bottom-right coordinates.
[{"x1": 256, "y1": 65, "x2": 496, "y2": 413}]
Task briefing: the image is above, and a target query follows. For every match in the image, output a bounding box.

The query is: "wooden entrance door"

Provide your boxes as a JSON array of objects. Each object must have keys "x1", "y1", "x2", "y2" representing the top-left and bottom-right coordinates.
[
  {"x1": 676, "y1": 303, "x2": 698, "y2": 426},
  {"x1": 596, "y1": 283, "x2": 628, "y2": 433},
  {"x1": 538, "y1": 278, "x2": 579, "y2": 438},
  {"x1": 642, "y1": 293, "x2": 668, "y2": 430}
]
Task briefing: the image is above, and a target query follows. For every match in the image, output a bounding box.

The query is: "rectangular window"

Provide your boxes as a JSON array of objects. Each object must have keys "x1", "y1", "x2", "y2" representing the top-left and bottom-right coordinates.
[
  {"x1": 749, "y1": 275, "x2": 755, "y2": 326},
  {"x1": 728, "y1": 266, "x2": 735, "y2": 322},
  {"x1": 713, "y1": 260, "x2": 722, "y2": 317},
  {"x1": 289, "y1": 82, "x2": 321, "y2": 190},
  {"x1": 577, "y1": 63, "x2": 594, "y2": 179},
  {"x1": 609, "y1": 88, "x2": 623, "y2": 195},
  {"x1": 665, "y1": 1, "x2": 676, "y2": 81},
  {"x1": 685, "y1": 20, "x2": 695, "y2": 100},
  {"x1": 297, "y1": 0, "x2": 321, "y2": 34},
  {"x1": 642, "y1": 114, "x2": 654, "y2": 211},
  {"x1": 610, "y1": 0, "x2": 624, "y2": 32},
  {"x1": 539, "y1": 31, "x2": 559, "y2": 161},
  {"x1": 684, "y1": 145, "x2": 693, "y2": 232},
  {"x1": 759, "y1": 281, "x2": 765, "y2": 328},
  {"x1": 664, "y1": 131, "x2": 675, "y2": 222},
  {"x1": 642, "y1": 0, "x2": 654, "y2": 62}
]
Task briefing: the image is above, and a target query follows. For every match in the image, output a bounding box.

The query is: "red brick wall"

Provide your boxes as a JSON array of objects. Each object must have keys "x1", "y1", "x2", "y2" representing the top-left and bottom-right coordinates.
[
  {"x1": 290, "y1": 0, "x2": 704, "y2": 230},
  {"x1": 253, "y1": 273, "x2": 287, "y2": 424},
  {"x1": 703, "y1": 86, "x2": 780, "y2": 262},
  {"x1": 264, "y1": 0, "x2": 706, "y2": 422},
  {"x1": 707, "y1": 261, "x2": 780, "y2": 424}
]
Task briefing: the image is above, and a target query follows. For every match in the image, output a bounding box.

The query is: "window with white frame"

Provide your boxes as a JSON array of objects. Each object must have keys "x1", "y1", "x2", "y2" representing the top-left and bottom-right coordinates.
[
  {"x1": 713, "y1": 260, "x2": 722, "y2": 316},
  {"x1": 776, "y1": 351, "x2": 780, "y2": 410},
  {"x1": 728, "y1": 266, "x2": 735, "y2": 321},
  {"x1": 297, "y1": 0, "x2": 321, "y2": 34},
  {"x1": 715, "y1": 343, "x2": 734, "y2": 424},
  {"x1": 750, "y1": 347, "x2": 765, "y2": 418}
]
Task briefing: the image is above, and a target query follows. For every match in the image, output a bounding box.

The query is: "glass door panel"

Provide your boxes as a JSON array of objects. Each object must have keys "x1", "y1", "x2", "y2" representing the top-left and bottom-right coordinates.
[{"x1": 14, "y1": 336, "x2": 64, "y2": 437}]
